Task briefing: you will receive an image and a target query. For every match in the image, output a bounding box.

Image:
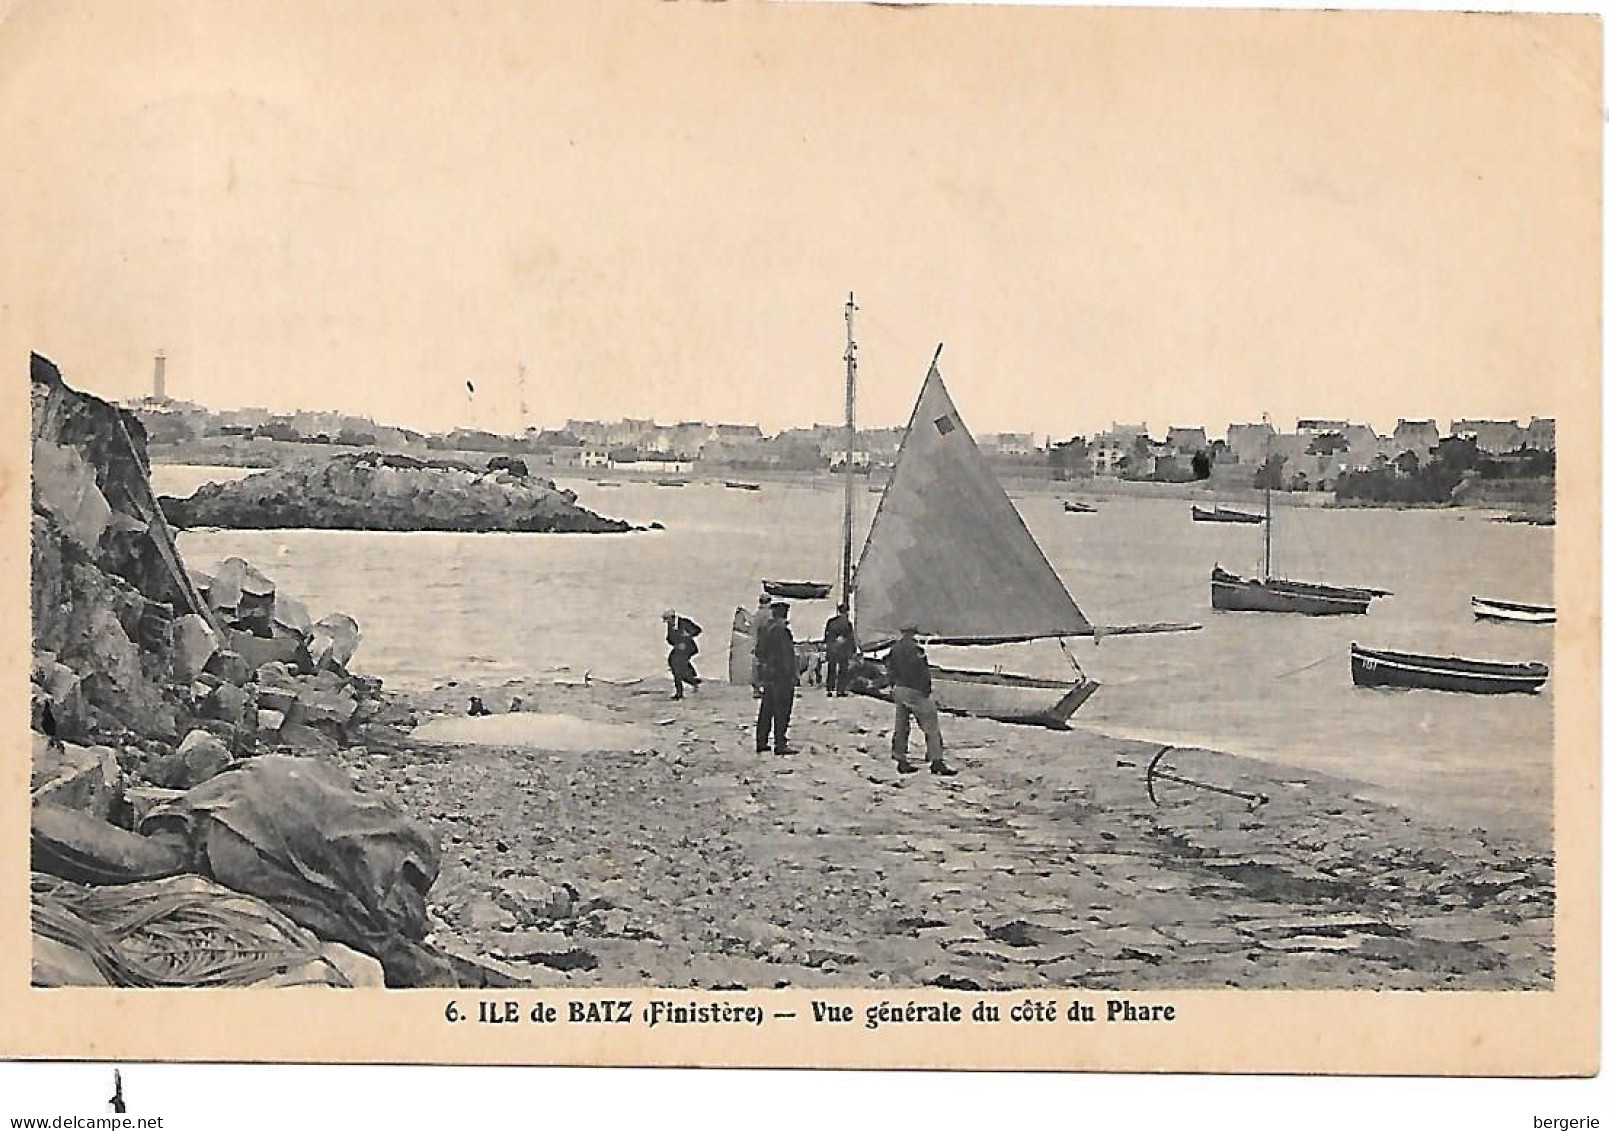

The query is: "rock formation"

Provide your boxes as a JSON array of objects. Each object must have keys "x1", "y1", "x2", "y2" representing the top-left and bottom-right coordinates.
[
  {"x1": 30, "y1": 352, "x2": 448, "y2": 987},
  {"x1": 160, "y1": 451, "x2": 634, "y2": 533}
]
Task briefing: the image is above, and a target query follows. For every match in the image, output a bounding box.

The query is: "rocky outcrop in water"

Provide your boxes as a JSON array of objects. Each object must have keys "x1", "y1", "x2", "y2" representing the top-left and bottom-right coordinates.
[{"x1": 160, "y1": 451, "x2": 633, "y2": 533}]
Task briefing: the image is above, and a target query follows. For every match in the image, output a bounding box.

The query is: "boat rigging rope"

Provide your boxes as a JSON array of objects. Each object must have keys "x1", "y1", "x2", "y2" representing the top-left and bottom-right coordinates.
[
  {"x1": 1056, "y1": 637, "x2": 1088, "y2": 679},
  {"x1": 1269, "y1": 647, "x2": 1347, "y2": 680}
]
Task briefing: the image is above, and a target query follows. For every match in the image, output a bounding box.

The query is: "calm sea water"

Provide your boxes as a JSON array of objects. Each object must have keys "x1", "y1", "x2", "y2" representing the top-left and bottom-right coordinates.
[{"x1": 154, "y1": 465, "x2": 1554, "y2": 844}]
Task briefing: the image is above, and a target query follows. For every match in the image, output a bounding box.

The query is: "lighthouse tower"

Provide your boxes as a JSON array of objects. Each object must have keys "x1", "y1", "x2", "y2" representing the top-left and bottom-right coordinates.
[{"x1": 152, "y1": 352, "x2": 167, "y2": 401}]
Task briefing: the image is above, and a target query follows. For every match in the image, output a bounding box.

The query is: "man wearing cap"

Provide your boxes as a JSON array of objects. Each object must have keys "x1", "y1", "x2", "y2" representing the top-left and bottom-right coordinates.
[
  {"x1": 663, "y1": 609, "x2": 702, "y2": 700},
  {"x1": 822, "y1": 602, "x2": 857, "y2": 697},
  {"x1": 755, "y1": 601, "x2": 798, "y2": 754},
  {"x1": 749, "y1": 593, "x2": 773, "y2": 699},
  {"x1": 884, "y1": 623, "x2": 954, "y2": 775}
]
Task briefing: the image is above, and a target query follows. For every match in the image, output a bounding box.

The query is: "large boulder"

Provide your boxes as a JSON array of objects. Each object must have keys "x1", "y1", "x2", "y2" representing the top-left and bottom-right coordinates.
[
  {"x1": 228, "y1": 628, "x2": 304, "y2": 671},
  {"x1": 310, "y1": 614, "x2": 361, "y2": 671},
  {"x1": 32, "y1": 655, "x2": 90, "y2": 740},
  {"x1": 32, "y1": 440, "x2": 111, "y2": 553},
  {"x1": 144, "y1": 729, "x2": 233, "y2": 790},
  {"x1": 171, "y1": 613, "x2": 218, "y2": 680},
  {"x1": 203, "y1": 649, "x2": 253, "y2": 686},
  {"x1": 30, "y1": 736, "x2": 123, "y2": 819},
  {"x1": 202, "y1": 682, "x2": 254, "y2": 727},
  {"x1": 297, "y1": 686, "x2": 359, "y2": 727}
]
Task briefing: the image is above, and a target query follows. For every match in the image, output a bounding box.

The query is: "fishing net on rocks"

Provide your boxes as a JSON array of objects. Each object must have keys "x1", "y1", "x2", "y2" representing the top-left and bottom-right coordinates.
[
  {"x1": 139, "y1": 755, "x2": 451, "y2": 987},
  {"x1": 31, "y1": 872, "x2": 356, "y2": 987}
]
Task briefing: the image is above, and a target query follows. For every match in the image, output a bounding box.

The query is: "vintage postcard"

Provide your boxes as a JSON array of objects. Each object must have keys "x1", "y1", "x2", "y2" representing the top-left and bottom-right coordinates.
[{"x1": 1, "y1": 0, "x2": 1599, "y2": 1077}]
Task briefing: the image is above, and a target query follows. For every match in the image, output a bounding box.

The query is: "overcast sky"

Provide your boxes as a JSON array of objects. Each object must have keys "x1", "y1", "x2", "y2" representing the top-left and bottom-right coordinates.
[{"x1": 6, "y1": 1, "x2": 1597, "y2": 438}]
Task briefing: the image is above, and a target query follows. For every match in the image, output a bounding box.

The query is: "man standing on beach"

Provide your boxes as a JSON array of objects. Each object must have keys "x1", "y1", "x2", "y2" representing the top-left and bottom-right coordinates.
[
  {"x1": 756, "y1": 601, "x2": 798, "y2": 754},
  {"x1": 823, "y1": 602, "x2": 857, "y2": 697},
  {"x1": 886, "y1": 622, "x2": 955, "y2": 776},
  {"x1": 749, "y1": 593, "x2": 773, "y2": 699}
]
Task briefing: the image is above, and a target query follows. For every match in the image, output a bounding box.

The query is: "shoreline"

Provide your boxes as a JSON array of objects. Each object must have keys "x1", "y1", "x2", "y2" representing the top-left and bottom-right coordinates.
[
  {"x1": 342, "y1": 673, "x2": 1554, "y2": 992},
  {"x1": 148, "y1": 449, "x2": 1549, "y2": 514}
]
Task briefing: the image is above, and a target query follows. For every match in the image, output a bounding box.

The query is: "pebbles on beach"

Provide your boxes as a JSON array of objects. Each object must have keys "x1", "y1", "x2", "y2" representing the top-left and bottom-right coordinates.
[{"x1": 341, "y1": 677, "x2": 1554, "y2": 991}]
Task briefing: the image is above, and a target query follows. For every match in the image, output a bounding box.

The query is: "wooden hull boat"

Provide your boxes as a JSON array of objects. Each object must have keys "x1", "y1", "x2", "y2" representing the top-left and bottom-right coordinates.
[
  {"x1": 1192, "y1": 504, "x2": 1263, "y2": 524},
  {"x1": 1205, "y1": 434, "x2": 1385, "y2": 616},
  {"x1": 725, "y1": 481, "x2": 762, "y2": 491},
  {"x1": 1472, "y1": 596, "x2": 1556, "y2": 624},
  {"x1": 762, "y1": 579, "x2": 834, "y2": 600},
  {"x1": 654, "y1": 478, "x2": 688, "y2": 487},
  {"x1": 856, "y1": 662, "x2": 1100, "y2": 730},
  {"x1": 1350, "y1": 644, "x2": 1548, "y2": 694},
  {"x1": 1063, "y1": 501, "x2": 1098, "y2": 514},
  {"x1": 1211, "y1": 566, "x2": 1375, "y2": 615}
]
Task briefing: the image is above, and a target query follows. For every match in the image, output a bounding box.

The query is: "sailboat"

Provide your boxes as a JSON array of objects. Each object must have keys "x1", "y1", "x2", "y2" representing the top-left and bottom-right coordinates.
[
  {"x1": 729, "y1": 298, "x2": 1195, "y2": 728},
  {"x1": 1209, "y1": 431, "x2": 1387, "y2": 615},
  {"x1": 852, "y1": 309, "x2": 1198, "y2": 729}
]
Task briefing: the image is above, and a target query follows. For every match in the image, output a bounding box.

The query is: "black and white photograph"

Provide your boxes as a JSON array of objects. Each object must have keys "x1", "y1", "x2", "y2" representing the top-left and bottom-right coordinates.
[{"x1": 4, "y1": 0, "x2": 1598, "y2": 1080}]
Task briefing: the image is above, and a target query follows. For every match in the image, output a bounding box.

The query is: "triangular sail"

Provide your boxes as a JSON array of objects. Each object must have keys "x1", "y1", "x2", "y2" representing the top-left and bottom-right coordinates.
[{"x1": 853, "y1": 357, "x2": 1095, "y2": 647}]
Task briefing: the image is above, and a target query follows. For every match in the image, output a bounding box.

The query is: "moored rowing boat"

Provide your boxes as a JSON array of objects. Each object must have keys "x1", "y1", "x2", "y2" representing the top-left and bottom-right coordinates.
[
  {"x1": 762, "y1": 579, "x2": 833, "y2": 600},
  {"x1": 1192, "y1": 504, "x2": 1263, "y2": 524},
  {"x1": 1350, "y1": 644, "x2": 1548, "y2": 694},
  {"x1": 1471, "y1": 596, "x2": 1556, "y2": 624}
]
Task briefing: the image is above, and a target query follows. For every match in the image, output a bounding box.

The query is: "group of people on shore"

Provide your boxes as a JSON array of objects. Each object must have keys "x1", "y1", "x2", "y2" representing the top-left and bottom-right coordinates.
[{"x1": 662, "y1": 596, "x2": 954, "y2": 776}]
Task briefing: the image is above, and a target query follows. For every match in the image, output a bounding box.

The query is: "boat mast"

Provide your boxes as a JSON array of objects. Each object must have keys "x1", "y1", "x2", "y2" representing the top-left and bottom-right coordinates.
[
  {"x1": 841, "y1": 292, "x2": 858, "y2": 606},
  {"x1": 1262, "y1": 413, "x2": 1274, "y2": 581}
]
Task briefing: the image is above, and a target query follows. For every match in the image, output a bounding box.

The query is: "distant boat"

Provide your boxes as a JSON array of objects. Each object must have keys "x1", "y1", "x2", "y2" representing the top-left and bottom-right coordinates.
[
  {"x1": 1472, "y1": 596, "x2": 1556, "y2": 624},
  {"x1": 654, "y1": 478, "x2": 689, "y2": 487},
  {"x1": 1351, "y1": 644, "x2": 1549, "y2": 695},
  {"x1": 762, "y1": 579, "x2": 834, "y2": 600},
  {"x1": 1491, "y1": 512, "x2": 1556, "y2": 527},
  {"x1": 725, "y1": 481, "x2": 762, "y2": 491},
  {"x1": 1212, "y1": 566, "x2": 1382, "y2": 616},
  {"x1": 1210, "y1": 439, "x2": 1386, "y2": 616},
  {"x1": 1063, "y1": 500, "x2": 1098, "y2": 514},
  {"x1": 1192, "y1": 504, "x2": 1263, "y2": 524}
]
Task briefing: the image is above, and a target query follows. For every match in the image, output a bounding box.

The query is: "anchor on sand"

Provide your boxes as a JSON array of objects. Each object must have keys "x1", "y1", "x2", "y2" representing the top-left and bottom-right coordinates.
[{"x1": 1145, "y1": 746, "x2": 1269, "y2": 810}]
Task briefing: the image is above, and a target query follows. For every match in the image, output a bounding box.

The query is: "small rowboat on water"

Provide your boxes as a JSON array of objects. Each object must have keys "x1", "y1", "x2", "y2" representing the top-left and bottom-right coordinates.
[
  {"x1": 1063, "y1": 500, "x2": 1098, "y2": 514},
  {"x1": 724, "y1": 481, "x2": 762, "y2": 491},
  {"x1": 761, "y1": 579, "x2": 834, "y2": 600},
  {"x1": 1192, "y1": 504, "x2": 1263, "y2": 524},
  {"x1": 1350, "y1": 644, "x2": 1549, "y2": 695},
  {"x1": 1472, "y1": 596, "x2": 1556, "y2": 624}
]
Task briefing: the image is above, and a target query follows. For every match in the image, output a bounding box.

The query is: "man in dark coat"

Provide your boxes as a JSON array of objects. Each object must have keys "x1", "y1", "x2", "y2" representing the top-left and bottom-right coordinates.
[
  {"x1": 885, "y1": 622, "x2": 953, "y2": 775},
  {"x1": 755, "y1": 602, "x2": 798, "y2": 754},
  {"x1": 748, "y1": 593, "x2": 773, "y2": 699},
  {"x1": 823, "y1": 602, "x2": 857, "y2": 697},
  {"x1": 663, "y1": 609, "x2": 702, "y2": 700}
]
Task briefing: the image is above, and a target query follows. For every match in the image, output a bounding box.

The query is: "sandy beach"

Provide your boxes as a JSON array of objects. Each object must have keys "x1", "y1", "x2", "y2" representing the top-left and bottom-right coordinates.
[{"x1": 339, "y1": 674, "x2": 1554, "y2": 992}]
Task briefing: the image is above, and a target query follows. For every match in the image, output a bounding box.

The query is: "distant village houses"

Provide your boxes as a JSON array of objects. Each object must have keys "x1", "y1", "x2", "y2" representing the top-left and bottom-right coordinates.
[{"x1": 124, "y1": 383, "x2": 1557, "y2": 493}]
